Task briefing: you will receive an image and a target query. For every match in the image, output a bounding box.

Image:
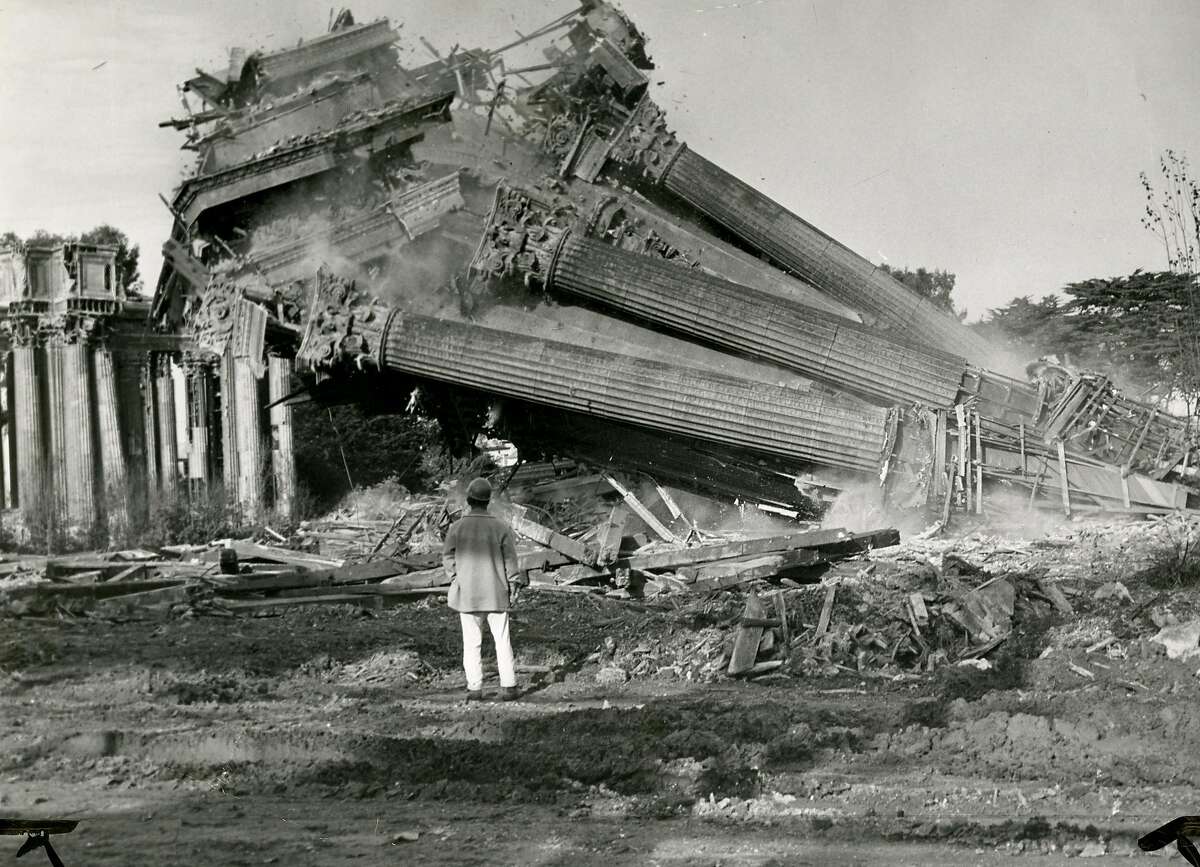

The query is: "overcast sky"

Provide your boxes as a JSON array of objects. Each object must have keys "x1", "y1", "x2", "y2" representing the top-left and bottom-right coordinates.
[{"x1": 1, "y1": 0, "x2": 1197, "y2": 319}]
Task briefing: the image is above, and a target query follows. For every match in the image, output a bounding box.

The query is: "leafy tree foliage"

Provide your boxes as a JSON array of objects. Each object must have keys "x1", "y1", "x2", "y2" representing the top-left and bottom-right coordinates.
[
  {"x1": 0, "y1": 225, "x2": 141, "y2": 292},
  {"x1": 293, "y1": 403, "x2": 451, "y2": 511},
  {"x1": 79, "y1": 224, "x2": 140, "y2": 291},
  {"x1": 984, "y1": 150, "x2": 1200, "y2": 414},
  {"x1": 880, "y1": 264, "x2": 964, "y2": 318},
  {"x1": 983, "y1": 271, "x2": 1200, "y2": 413}
]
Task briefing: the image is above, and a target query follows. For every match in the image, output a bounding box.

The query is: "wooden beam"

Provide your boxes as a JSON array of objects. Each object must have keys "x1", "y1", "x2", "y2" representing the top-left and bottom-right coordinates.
[
  {"x1": 814, "y1": 583, "x2": 837, "y2": 639},
  {"x1": 1057, "y1": 441, "x2": 1072, "y2": 517},
  {"x1": 622, "y1": 526, "x2": 861, "y2": 572},
  {"x1": 728, "y1": 591, "x2": 766, "y2": 676},
  {"x1": 509, "y1": 507, "x2": 598, "y2": 566},
  {"x1": 602, "y1": 474, "x2": 682, "y2": 543},
  {"x1": 688, "y1": 549, "x2": 820, "y2": 592},
  {"x1": 595, "y1": 503, "x2": 629, "y2": 566}
]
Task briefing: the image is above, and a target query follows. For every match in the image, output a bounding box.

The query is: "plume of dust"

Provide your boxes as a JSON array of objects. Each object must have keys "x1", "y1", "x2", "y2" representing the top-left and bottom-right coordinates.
[{"x1": 822, "y1": 479, "x2": 929, "y2": 536}]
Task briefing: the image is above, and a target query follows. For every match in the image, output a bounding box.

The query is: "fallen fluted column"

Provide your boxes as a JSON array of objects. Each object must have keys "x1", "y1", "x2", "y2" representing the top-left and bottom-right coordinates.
[
  {"x1": 297, "y1": 273, "x2": 895, "y2": 474},
  {"x1": 476, "y1": 185, "x2": 967, "y2": 409},
  {"x1": 567, "y1": 96, "x2": 999, "y2": 365}
]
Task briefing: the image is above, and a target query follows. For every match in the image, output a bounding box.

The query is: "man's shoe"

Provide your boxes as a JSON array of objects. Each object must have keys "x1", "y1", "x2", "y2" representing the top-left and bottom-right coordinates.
[
  {"x1": 466, "y1": 689, "x2": 485, "y2": 702},
  {"x1": 500, "y1": 686, "x2": 520, "y2": 702}
]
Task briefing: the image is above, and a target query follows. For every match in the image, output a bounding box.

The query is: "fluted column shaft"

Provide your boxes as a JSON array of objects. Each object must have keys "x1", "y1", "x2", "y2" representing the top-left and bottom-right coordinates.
[
  {"x1": 268, "y1": 355, "x2": 295, "y2": 519},
  {"x1": 94, "y1": 346, "x2": 128, "y2": 536},
  {"x1": 60, "y1": 338, "x2": 97, "y2": 530},
  {"x1": 12, "y1": 339, "x2": 46, "y2": 523},
  {"x1": 154, "y1": 355, "x2": 179, "y2": 500},
  {"x1": 233, "y1": 357, "x2": 263, "y2": 521}
]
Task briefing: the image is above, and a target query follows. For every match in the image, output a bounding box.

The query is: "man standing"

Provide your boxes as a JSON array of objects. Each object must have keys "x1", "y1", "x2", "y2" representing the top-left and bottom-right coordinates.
[{"x1": 443, "y1": 477, "x2": 522, "y2": 701}]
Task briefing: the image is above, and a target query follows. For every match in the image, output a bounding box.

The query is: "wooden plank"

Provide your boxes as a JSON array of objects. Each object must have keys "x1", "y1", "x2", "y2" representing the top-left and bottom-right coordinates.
[
  {"x1": 5, "y1": 579, "x2": 188, "y2": 600},
  {"x1": 814, "y1": 584, "x2": 837, "y2": 639},
  {"x1": 623, "y1": 527, "x2": 857, "y2": 572},
  {"x1": 602, "y1": 474, "x2": 683, "y2": 544},
  {"x1": 225, "y1": 540, "x2": 344, "y2": 568},
  {"x1": 596, "y1": 504, "x2": 629, "y2": 566},
  {"x1": 94, "y1": 584, "x2": 195, "y2": 611},
  {"x1": 974, "y1": 410, "x2": 984, "y2": 514},
  {"x1": 106, "y1": 564, "x2": 146, "y2": 583},
  {"x1": 909, "y1": 592, "x2": 929, "y2": 626},
  {"x1": 219, "y1": 559, "x2": 410, "y2": 595},
  {"x1": 1057, "y1": 441, "x2": 1072, "y2": 517},
  {"x1": 689, "y1": 549, "x2": 820, "y2": 592},
  {"x1": 517, "y1": 548, "x2": 572, "y2": 572},
  {"x1": 509, "y1": 508, "x2": 598, "y2": 566},
  {"x1": 728, "y1": 592, "x2": 766, "y2": 676},
  {"x1": 774, "y1": 589, "x2": 789, "y2": 651},
  {"x1": 219, "y1": 594, "x2": 390, "y2": 611},
  {"x1": 1036, "y1": 577, "x2": 1074, "y2": 616},
  {"x1": 655, "y1": 485, "x2": 684, "y2": 520}
]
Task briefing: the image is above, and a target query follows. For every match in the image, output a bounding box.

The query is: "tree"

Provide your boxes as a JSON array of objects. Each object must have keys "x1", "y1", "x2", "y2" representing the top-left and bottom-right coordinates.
[
  {"x1": 25, "y1": 229, "x2": 72, "y2": 246},
  {"x1": 880, "y1": 264, "x2": 963, "y2": 318},
  {"x1": 977, "y1": 294, "x2": 1073, "y2": 361},
  {"x1": 982, "y1": 272, "x2": 1200, "y2": 414},
  {"x1": 80, "y1": 224, "x2": 140, "y2": 291},
  {"x1": 1141, "y1": 149, "x2": 1200, "y2": 273}
]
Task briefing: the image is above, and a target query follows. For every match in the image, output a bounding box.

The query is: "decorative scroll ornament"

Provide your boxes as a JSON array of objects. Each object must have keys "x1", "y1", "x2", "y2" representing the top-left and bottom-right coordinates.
[
  {"x1": 471, "y1": 184, "x2": 578, "y2": 287},
  {"x1": 587, "y1": 196, "x2": 694, "y2": 267},
  {"x1": 186, "y1": 278, "x2": 242, "y2": 356},
  {"x1": 295, "y1": 268, "x2": 389, "y2": 372},
  {"x1": 541, "y1": 113, "x2": 585, "y2": 165},
  {"x1": 606, "y1": 96, "x2": 685, "y2": 184}
]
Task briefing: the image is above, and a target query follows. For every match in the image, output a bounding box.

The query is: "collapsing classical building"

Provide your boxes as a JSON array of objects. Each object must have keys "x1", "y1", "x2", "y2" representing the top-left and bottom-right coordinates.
[{"x1": 124, "y1": 3, "x2": 1192, "y2": 524}]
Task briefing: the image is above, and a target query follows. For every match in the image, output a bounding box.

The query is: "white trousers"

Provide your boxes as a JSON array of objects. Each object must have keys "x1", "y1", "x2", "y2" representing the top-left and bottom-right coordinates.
[{"x1": 459, "y1": 612, "x2": 515, "y2": 690}]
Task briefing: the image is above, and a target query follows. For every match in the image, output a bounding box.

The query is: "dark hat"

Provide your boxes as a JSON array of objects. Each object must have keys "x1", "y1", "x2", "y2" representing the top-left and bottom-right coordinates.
[{"x1": 465, "y1": 477, "x2": 493, "y2": 503}]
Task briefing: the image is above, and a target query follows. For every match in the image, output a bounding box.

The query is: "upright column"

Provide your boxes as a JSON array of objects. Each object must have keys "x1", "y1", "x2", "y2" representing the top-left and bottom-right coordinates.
[
  {"x1": 60, "y1": 326, "x2": 97, "y2": 532},
  {"x1": 11, "y1": 326, "x2": 47, "y2": 526},
  {"x1": 268, "y1": 355, "x2": 296, "y2": 520},
  {"x1": 44, "y1": 327, "x2": 69, "y2": 533},
  {"x1": 94, "y1": 345, "x2": 129, "y2": 537},
  {"x1": 141, "y1": 355, "x2": 158, "y2": 495},
  {"x1": 154, "y1": 354, "x2": 179, "y2": 501},
  {"x1": 233, "y1": 356, "x2": 263, "y2": 522},
  {"x1": 115, "y1": 353, "x2": 149, "y2": 525},
  {"x1": 171, "y1": 361, "x2": 190, "y2": 479},
  {"x1": 219, "y1": 349, "x2": 239, "y2": 500},
  {"x1": 184, "y1": 358, "x2": 216, "y2": 494},
  {"x1": 0, "y1": 354, "x2": 12, "y2": 510}
]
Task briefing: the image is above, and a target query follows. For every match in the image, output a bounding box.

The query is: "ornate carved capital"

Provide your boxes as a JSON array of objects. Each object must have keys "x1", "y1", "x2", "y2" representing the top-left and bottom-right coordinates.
[
  {"x1": 41, "y1": 314, "x2": 98, "y2": 347},
  {"x1": 606, "y1": 96, "x2": 685, "y2": 184},
  {"x1": 587, "y1": 196, "x2": 694, "y2": 267},
  {"x1": 295, "y1": 268, "x2": 389, "y2": 373},
  {"x1": 186, "y1": 278, "x2": 241, "y2": 356},
  {"x1": 471, "y1": 184, "x2": 578, "y2": 286}
]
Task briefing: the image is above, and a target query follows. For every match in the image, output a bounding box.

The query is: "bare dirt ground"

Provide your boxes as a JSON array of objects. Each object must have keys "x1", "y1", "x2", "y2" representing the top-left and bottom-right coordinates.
[{"x1": 3, "y1": 517, "x2": 1200, "y2": 865}]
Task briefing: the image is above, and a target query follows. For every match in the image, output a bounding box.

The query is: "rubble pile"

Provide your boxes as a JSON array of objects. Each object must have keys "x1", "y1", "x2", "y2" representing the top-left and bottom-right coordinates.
[{"x1": 145, "y1": 2, "x2": 1197, "y2": 526}]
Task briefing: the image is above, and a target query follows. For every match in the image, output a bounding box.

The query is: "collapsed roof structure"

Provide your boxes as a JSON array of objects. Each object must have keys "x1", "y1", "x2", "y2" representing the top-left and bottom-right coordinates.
[{"x1": 127, "y1": 2, "x2": 1194, "y2": 522}]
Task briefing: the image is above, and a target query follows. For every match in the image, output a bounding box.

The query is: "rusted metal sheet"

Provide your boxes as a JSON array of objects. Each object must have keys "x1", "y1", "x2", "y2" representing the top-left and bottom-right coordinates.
[{"x1": 298, "y1": 275, "x2": 892, "y2": 474}]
